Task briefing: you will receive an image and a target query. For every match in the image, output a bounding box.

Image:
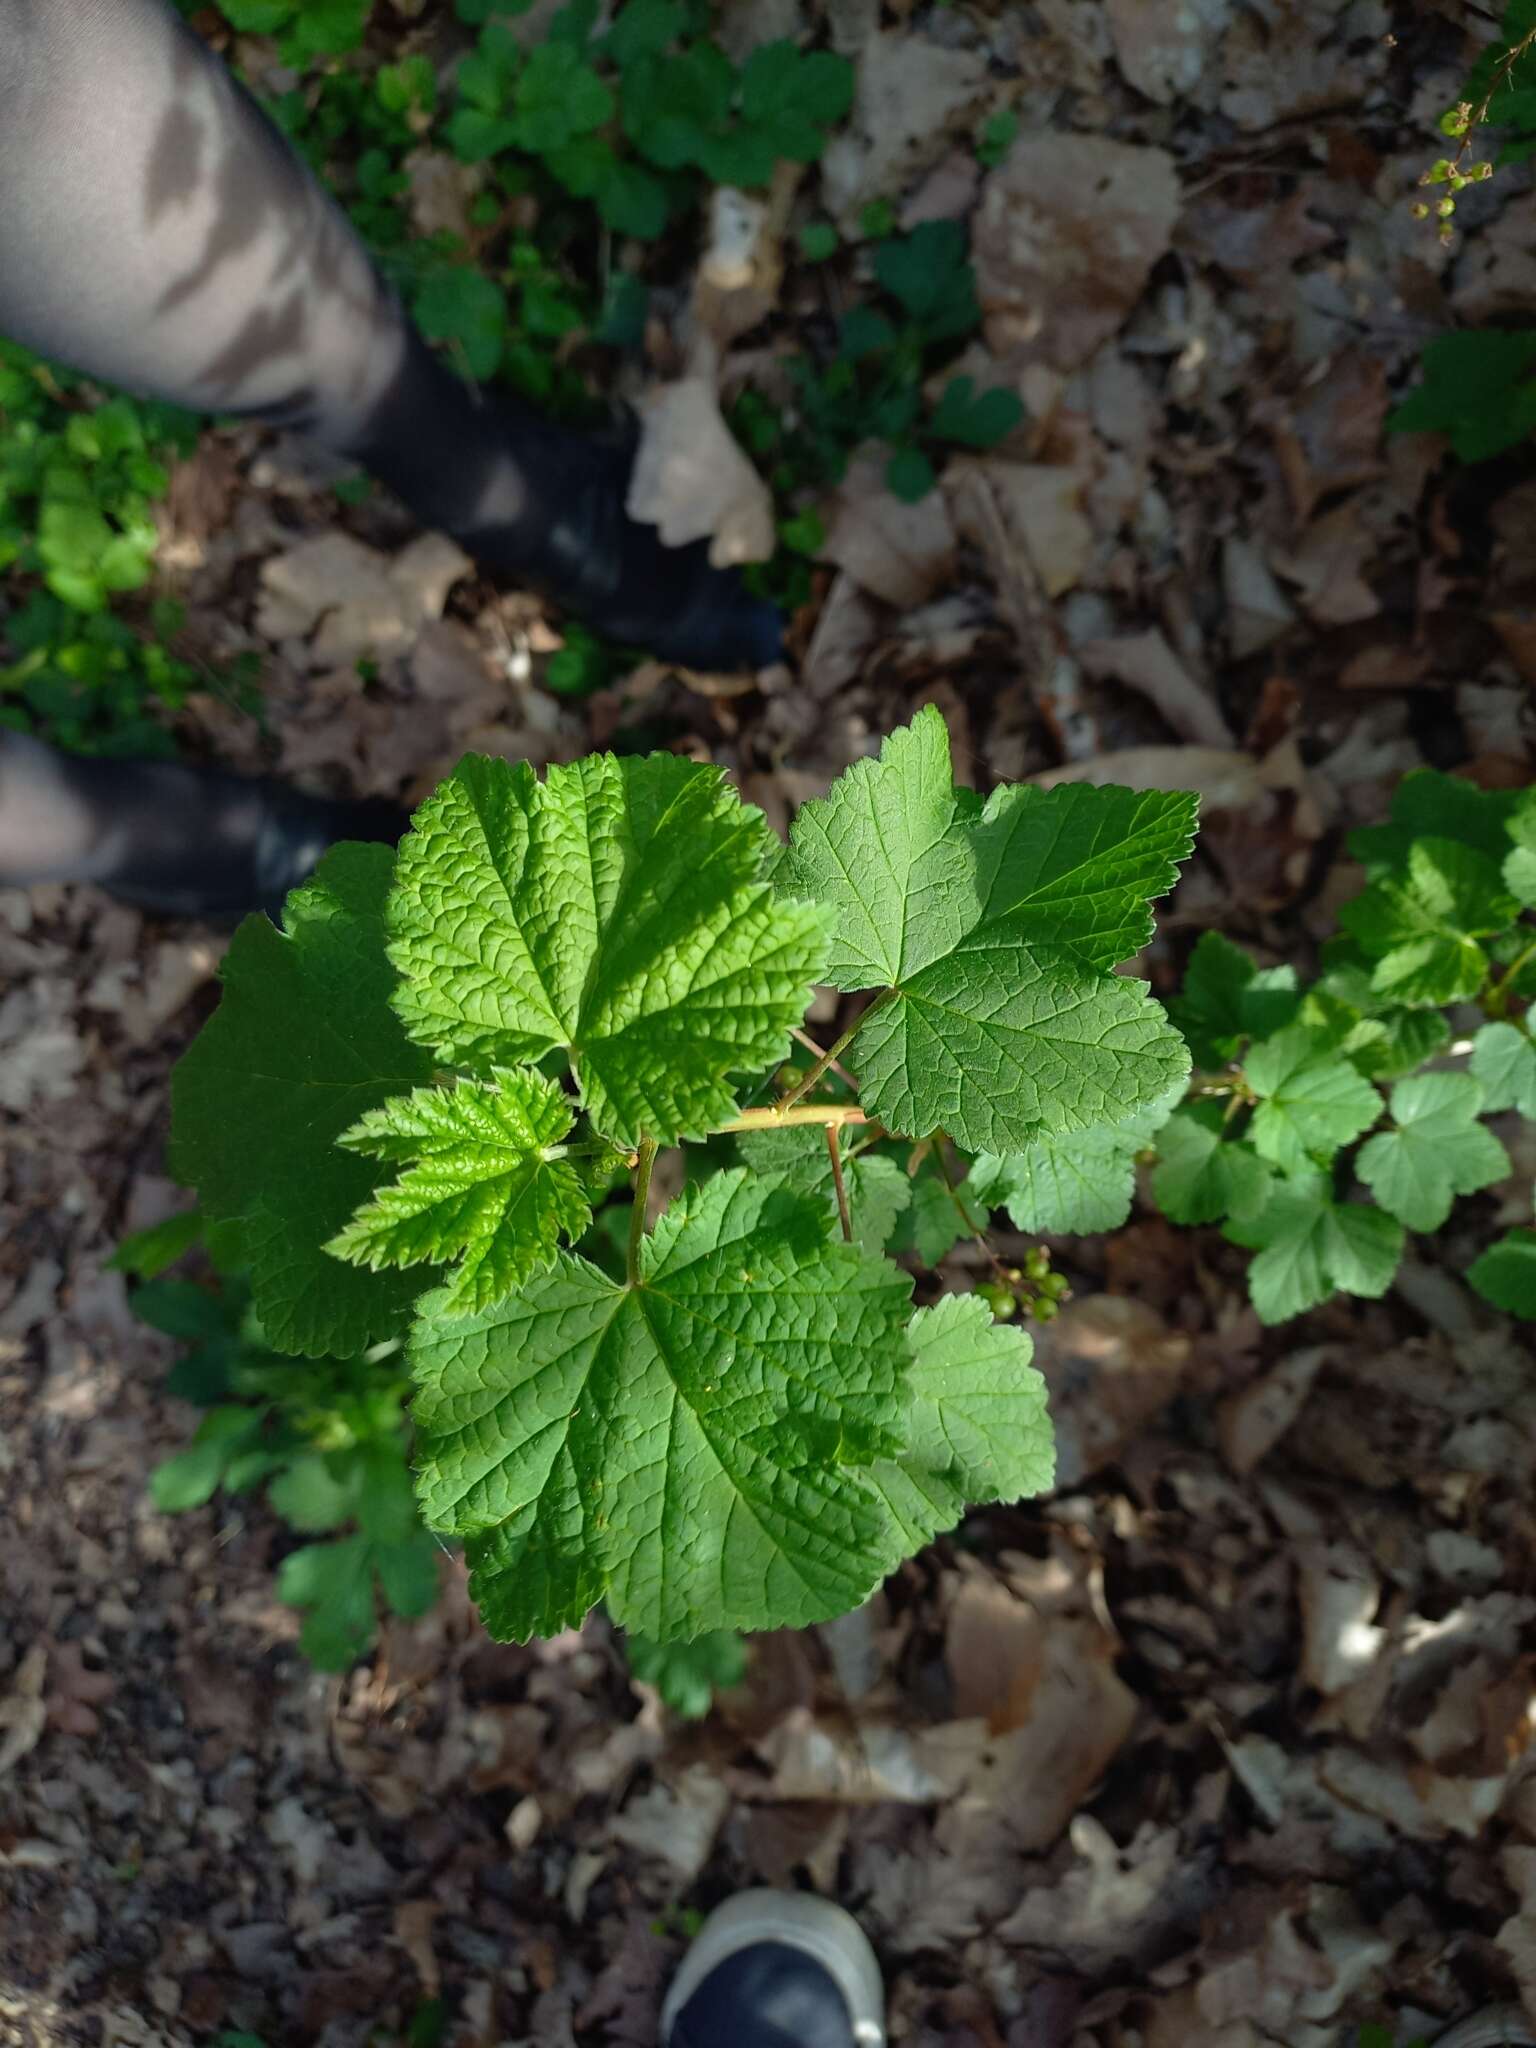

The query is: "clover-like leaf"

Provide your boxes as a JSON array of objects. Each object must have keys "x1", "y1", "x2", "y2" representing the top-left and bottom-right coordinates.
[
  {"x1": 1245, "y1": 1025, "x2": 1382, "y2": 1173},
  {"x1": 170, "y1": 844, "x2": 436, "y2": 1359},
  {"x1": 1151, "y1": 1100, "x2": 1273, "y2": 1227},
  {"x1": 410, "y1": 1170, "x2": 913, "y2": 1641},
  {"x1": 387, "y1": 752, "x2": 830, "y2": 1147},
  {"x1": 1339, "y1": 837, "x2": 1515, "y2": 1006},
  {"x1": 1469, "y1": 1229, "x2": 1536, "y2": 1318},
  {"x1": 1470, "y1": 1019, "x2": 1536, "y2": 1116},
  {"x1": 326, "y1": 1070, "x2": 591, "y2": 1313},
  {"x1": 1225, "y1": 1173, "x2": 1404, "y2": 1326},
  {"x1": 780, "y1": 708, "x2": 1194, "y2": 1151},
  {"x1": 868, "y1": 1293, "x2": 1053, "y2": 1552},
  {"x1": 1356, "y1": 1071, "x2": 1509, "y2": 1233}
]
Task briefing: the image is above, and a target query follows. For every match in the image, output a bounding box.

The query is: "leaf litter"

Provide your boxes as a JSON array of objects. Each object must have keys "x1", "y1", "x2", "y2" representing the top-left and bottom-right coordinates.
[{"x1": 8, "y1": 0, "x2": 1536, "y2": 2041}]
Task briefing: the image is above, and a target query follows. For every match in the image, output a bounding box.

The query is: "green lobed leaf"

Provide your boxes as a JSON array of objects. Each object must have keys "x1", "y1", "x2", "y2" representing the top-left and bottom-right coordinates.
[
  {"x1": 626, "y1": 1630, "x2": 746, "y2": 1717},
  {"x1": 1338, "y1": 837, "x2": 1516, "y2": 1007},
  {"x1": 1169, "y1": 931, "x2": 1299, "y2": 1070},
  {"x1": 1387, "y1": 331, "x2": 1536, "y2": 464},
  {"x1": 737, "y1": 1125, "x2": 912, "y2": 1253},
  {"x1": 1468, "y1": 1228, "x2": 1536, "y2": 1317},
  {"x1": 780, "y1": 709, "x2": 1195, "y2": 1151},
  {"x1": 1503, "y1": 793, "x2": 1536, "y2": 906},
  {"x1": 970, "y1": 1083, "x2": 1182, "y2": 1235},
  {"x1": 1151, "y1": 1100, "x2": 1273, "y2": 1227},
  {"x1": 387, "y1": 752, "x2": 831, "y2": 1148},
  {"x1": 1356, "y1": 1071, "x2": 1509, "y2": 1233},
  {"x1": 1225, "y1": 1173, "x2": 1405, "y2": 1326},
  {"x1": 170, "y1": 844, "x2": 436, "y2": 1359},
  {"x1": 326, "y1": 1070, "x2": 591, "y2": 1313},
  {"x1": 892, "y1": 1171, "x2": 987, "y2": 1265},
  {"x1": 1470, "y1": 1019, "x2": 1536, "y2": 1116},
  {"x1": 411, "y1": 1170, "x2": 914, "y2": 1641},
  {"x1": 1245, "y1": 1025, "x2": 1383, "y2": 1173},
  {"x1": 867, "y1": 1293, "x2": 1053, "y2": 1552},
  {"x1": 1350, "y1": 768, "x2": 1522, "y2": 871}
]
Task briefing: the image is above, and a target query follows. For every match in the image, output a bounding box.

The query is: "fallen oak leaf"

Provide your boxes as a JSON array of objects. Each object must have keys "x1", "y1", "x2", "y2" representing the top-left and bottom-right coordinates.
[{"x1": 0, "y1": 1646, "x2": 47, "y2": 1777}]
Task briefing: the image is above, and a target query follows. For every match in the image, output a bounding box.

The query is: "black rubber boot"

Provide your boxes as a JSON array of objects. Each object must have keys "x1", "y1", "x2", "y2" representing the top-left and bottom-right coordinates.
[
  {"x1": 0, "y1": 732, "x2": 406, "y2": 919},
  {"x1": 661, "y1": 1893, "x2": 884, "y2": 2048}
]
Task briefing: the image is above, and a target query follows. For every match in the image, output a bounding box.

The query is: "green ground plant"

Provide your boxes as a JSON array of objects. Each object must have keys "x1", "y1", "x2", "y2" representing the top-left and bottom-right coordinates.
[
  {"x1": 1149, "y1": 769, "x2": 1536, "y2": 1323},
  {"x1": 115, "y1": 1218, "x2": 439, "y2": 1670},
  {"x1": 167, "y1": 707, "x2": 1195, "y2": 1647},
  {"x1": 1392, "y1": 0, "x2": 1536, "y2": 457},
  {"x1": 0, "y1": 342, "x2": 240, "y2": 752}
]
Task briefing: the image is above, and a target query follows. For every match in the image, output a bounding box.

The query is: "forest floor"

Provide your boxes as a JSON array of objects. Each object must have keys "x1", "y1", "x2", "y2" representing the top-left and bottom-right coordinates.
[{"x1": 6, "y1": 2, "x2": 1536, "y2": 2045}]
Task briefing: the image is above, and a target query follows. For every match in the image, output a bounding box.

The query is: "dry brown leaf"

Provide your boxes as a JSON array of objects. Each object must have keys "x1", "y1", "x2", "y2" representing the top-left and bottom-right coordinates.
[
  {"x1": 1218, "y1": 1347, "x2": 1328, "y2": 1476},
  {"x1": 1222, "y1": 536, "x2": 1298, "y2": 660},
  {"x1": 1078, "y1": 628, "x2": 1235, "y2": 748},
  {"x1": 255, "y1": 530, "x2": 471, "y2": 668},
  {"x1": 948, "y1": 457, "x2": 1093, "y2": 600},
  {"x1": 818, "y1": 32, "x2": 992, "y2": 232},
  {"x1": 997, "y1": 1816, "x2": 1212, "y2": 1972},
  {"x1": 945, "y1": 1576, "x2": 1045, "y2": 1733},
  {"x1": 1028, "y1": 1298, "x2": 1190, "y2": 1487},
  {"x1": 820, "y1": 448, "x2": 958, "y2": 606},
  {"x1": 1295, "y1": 1539, "x2": 1385, "y2": 1699},
  {"x1": 404, "y1": 148, "x2": 480, "y2": 241},
  {"x1": 1033, "y1": 744, "x2": 1267, "y2": 810},
  {"x1": 974, "y1": 135, "x2": 1180, "y2": 371},
  {"x1": 1106, "y1": 0, "x2": 1230, "y2": 102},
  {"x1": 754, "y1": 1710, "x2": 987, "y2": 1805},
  {"x1": 0, "y1": 1646, "x2": 47, "y2": 1777},
  {"x1": 608, "y1": 1764, "x2": 730, "y2": 1884},
  {"x1": 627, "y1": 374, "x2": 774, "y2": 568}
]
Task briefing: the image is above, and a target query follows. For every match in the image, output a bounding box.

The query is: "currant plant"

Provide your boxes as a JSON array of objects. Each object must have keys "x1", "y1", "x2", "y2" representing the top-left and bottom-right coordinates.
[
  {"x1": 1149, "y1": 769, "x2": 1536, "y2": 1324},
  {"x1": 169, "y1": 708, "x2": 1195, "y2": 1645}
]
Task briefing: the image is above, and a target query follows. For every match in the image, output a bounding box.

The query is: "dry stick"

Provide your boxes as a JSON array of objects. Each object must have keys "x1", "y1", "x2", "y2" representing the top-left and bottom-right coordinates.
[
  {"x1": 825, "y1": 1124, "x2": 853, "y2": 1243},
  {"x1": 627, "y1": 1135, "x2": 657, "y2": 1286}
]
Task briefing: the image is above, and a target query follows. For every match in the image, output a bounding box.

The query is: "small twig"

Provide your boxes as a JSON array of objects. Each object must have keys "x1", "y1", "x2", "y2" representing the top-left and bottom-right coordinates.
[
  {"x1": 627, "y1": 1136, "x2": 657, "y2": 1285},
  {"x1": 792, "y1": 1026, "x2": 858, "y2": 1093},
  {"x1": 1486, "y1": 935, "x2": 1536, "y2": 1021},
  {"x1": 779, "y1": 993, "x2": 893, "y2": 1112},
  {"x1": 825, "y1": 1124, "x2": 853, "y2": 1243}
]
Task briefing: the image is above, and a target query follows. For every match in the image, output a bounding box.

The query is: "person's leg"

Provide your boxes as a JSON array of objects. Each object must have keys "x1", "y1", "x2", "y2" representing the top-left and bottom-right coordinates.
[
  {"x1": 0, "y1": 0, "x2": 780, "y2": 670},
  {"x1": 0, "y1": 730, "x2": 405, "y2": 917},
  {"x1": 661, "y1": 1894, "x2": 885, "y2": 2048}
]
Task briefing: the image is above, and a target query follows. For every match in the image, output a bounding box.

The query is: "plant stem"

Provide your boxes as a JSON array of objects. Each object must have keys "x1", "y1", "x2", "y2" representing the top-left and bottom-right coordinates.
[
  {"x1": 825, "y1": 1124, "x2": 853, "y2": 1243},
  {"x1": 932, "y1": 1133, "x2": 1011, "y2": 1287},
  {"x1": 1486, "y1": 937, "x2": 1536, "y2": 1021},
  {"x1": 792, "y1": 1026, "x2": 858, "y2": 1093},
  {"x1": 718, "y1": 1103, "x2": 872, "y2": 1134},
  {"x1": 778, "y1": 991, "x2": 893, "y2": 1112},
  {"x1": 627, "y1": 1136, "x2": 657, "y2": 1286}
]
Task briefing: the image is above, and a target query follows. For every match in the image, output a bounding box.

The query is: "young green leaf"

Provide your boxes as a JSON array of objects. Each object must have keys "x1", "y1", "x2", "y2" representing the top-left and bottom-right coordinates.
[
  {"x1": 1151, "y1": 1100, "x2": 1273, "y2": 1226},
  {"x1": 414, "y1": 269, "x2": 507, "y2": 382},
  {"x1": 170, "y1": 844, "x2": 437, "y2": 1359},
  {"x1": 1169, "y1": 931, "x2": 1299, "y2": 1069},
  {"x1": 387, "y1": 752, "x2": 830, "y2": 1147},
  {"x1": 1468, "y1": 1228, "x2": 1536, "y2": 1316},
  {"x1": 781, "y1": 709, "x2": 1195, "y2": 1151},
  {"x1": 886, "y1": 447, "x2": 937, "y2": 502},
  {"x1": 411, "y1": 1171, "x2": 913, "y2": 1641},
  {"x1": 326, "y1": 1071, "x2": 591, "y2": 1313},
  {"x1": 1225, "y1": 1173, "x2": 1405, "y2": 1325},
  {"x1": 1245, "y1": 1025, "x2": 1383, "y2": 1173},
  {"x1": 1470, "y1": 1019, "x2": 1536, "y2": 1116},
  {"x1": 971, "y1": 1085, "x2": 1182, "y2": 1235},
  {"x1": 873, "y1": 222, "x2": 980, "y2": 340},
  {"x1": 1356, "y1": 1071, "x2": 1509, "y2": 1232},
  {"x1": 1339, "y1": 838, "x2": 1516, "y2": 1006},
  {"x1": 893, "y1": 1171, "x2": 987, "y2": 1265},
  {"x1": 1388, "y1": 330, "x2": 1536, "y2": 463},
  {"x1": 1503, "y1": 794, "x2": 1536, "y2": 905},
  {"x1": 929, "y1": 375, "x2": 1024, "y2": 450},
  {"x1": 1349, "y1": 767, "x2": 1521, "y2": 871},
  {"x1": 867, "y1": 1293, "x2": 1053, "y2": 1552},
  {"x1": 626, "y1": 1630, "x2": 746, "y2": 1717}
]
